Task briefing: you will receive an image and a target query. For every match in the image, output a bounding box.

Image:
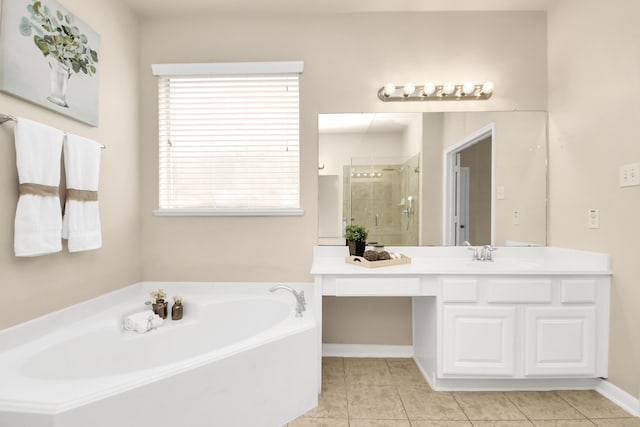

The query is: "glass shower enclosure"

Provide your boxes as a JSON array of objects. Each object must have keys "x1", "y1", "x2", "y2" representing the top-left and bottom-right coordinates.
[{"x1": 344, "y1": 154, "x2": 420, "y2": 246}]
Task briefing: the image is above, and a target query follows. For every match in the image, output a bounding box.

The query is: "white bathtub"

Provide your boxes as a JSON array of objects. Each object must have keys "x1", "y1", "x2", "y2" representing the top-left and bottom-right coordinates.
[{"x1": 0, "y1": 282, "x2": 318, "y2": 427}]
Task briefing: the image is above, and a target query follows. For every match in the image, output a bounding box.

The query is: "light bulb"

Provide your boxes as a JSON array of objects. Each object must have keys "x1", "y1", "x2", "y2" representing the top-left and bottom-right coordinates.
[
  {"x1": 403, "y1": 83, "x2": 416, "y2": 97},
  {"x1": 383, "y1": 83, "x2": 396, "y2": 97},
  {"x1": 481, "y1": 81, "x2": 494, "y2": 94},
  {"x1": 422, "y1": 83, "x2": 436, "y2": 96},
  {"x1": 442, "y1": 82, "x2": 455, "y2": 95},
  {"x1": 462, "y1": 81, "x2": 475, "y2": 95}
]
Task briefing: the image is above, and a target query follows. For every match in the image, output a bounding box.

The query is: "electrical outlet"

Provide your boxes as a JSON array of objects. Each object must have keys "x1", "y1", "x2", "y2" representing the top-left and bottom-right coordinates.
[
  {"x1": 619, "y1": 162, "x2": 640, "y2": 187},
  {"x1": 588, "y1": 208, "x2": 600, "y2": 229},
  {"x1": 512, "y1": 210, "x2": 520, "y2": 225}
]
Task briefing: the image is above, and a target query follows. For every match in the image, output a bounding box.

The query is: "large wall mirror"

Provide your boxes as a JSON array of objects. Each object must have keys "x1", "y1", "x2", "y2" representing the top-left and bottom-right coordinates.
[{"x1": 318, "y1": 111, "x2": 547, "y2": 247}]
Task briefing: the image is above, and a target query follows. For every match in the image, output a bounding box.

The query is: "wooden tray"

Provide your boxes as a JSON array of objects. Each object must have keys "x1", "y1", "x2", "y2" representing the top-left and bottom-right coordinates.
[{"x1": 345, "y1": 254, "x2": 411, "y2": 268}]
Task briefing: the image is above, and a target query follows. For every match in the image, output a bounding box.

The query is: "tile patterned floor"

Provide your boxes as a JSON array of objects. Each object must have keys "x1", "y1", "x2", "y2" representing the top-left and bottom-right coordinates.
[{"x1": 286, "y1": 358, "x2": 640, "y2": 427}]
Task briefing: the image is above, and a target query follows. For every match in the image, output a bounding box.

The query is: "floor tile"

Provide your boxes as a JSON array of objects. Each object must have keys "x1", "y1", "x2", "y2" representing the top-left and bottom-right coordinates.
[
  {"x1": 347, "y1": 384, "x2": 408, "y2": 420},
  {"x1": 301, "y1": 389, "x2": 348, "y2": 419},
  {"x1": 591, "y1": 419, "x2": 640, "y2": 427},
  {"x1": 322, "y1": 357, "x2": 345, "y2": 374},
  {"x1": 350, "y1": 419, "x2": 412, "y2": 427},
  {"x1": 392, "y1": 373, "x2": 431, "y2": 387},
  {"x1": 506, "y1": 391, "x2": 585, "y2": 420},
  {"x1": 556, "y1": 391, "x2": 633, "y2": 419},
  {"x1": 471, "y1": 422, "x2": 535, "y2": 427},
  {"x1": 322, "y1": 357, "x2": 345, "y2": 381},
  {"x1": 386, "y1": 359, "x2": 430, "y2": 387},
  {"x1": 454, "y1": 392, "x2": 527, "y2": 421},
  {"x1": 309, "y1": 358, "x2": 635, "y2": 427},
  {"x1": 322, "y1": 375, "x2": 346, "y2": 394},
  {"x1": 387, "y1": 358, "x2": 422, "y2": 376},
  {"x1": 532, "y1": 421, "x2": 597, "y2": 427},
  {"x1": 287, "y1": 417, "x2": 349, "y2": 427},
  {"x1": 345, "y1": 358, "x2": 393, "y2": 385},
  {"x1": 398, "y1": 386, "x2": 467, "y2": 421},
  {"x1": 411, "y1": 421, "x2": 474, "y2": 427}
]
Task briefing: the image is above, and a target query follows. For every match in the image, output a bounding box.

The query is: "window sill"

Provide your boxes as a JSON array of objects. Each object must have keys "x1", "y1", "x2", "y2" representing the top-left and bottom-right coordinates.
[{"x1": 152, "y1": 208, "x2": 305, "y2": 217}]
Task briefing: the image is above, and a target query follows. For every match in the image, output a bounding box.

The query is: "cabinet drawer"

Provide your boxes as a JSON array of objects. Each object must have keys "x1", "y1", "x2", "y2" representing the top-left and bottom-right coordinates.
[
  {"x1": 335, "y1": 277, "x2": 420, "y2": 296},
  {"x1": 487, "y1": 279, "x2": 552, "y2": 303},
  {"x1": 442, "y1": 279, "x2": 478, "y2": 302},
  {"x1": 561, "y1": 279, "x2": 596, "y2": 303}
]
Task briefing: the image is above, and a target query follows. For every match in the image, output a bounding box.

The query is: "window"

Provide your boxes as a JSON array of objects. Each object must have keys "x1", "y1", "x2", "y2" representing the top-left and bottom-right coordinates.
[{"x1": 152, "y1": 61, "x2": 304, "y2": 216}]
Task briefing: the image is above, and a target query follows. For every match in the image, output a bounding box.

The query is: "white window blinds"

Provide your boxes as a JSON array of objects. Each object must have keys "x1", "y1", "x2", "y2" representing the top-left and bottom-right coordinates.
[{"x1": 154, "y1": 62, "x2": 302, "y2": 215}]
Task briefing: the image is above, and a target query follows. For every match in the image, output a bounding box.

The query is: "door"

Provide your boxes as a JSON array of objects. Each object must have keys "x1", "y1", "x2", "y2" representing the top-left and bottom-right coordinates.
[
  {"x1": 444, "y1": 123, "x2": 494, "y2": 246},
  {"x1": 454, "y1": 158, "x2": 470, "y2": 245}
]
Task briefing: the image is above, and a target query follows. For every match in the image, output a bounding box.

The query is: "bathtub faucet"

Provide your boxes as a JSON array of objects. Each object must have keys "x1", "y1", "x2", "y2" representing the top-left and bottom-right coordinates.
[{"x1": 270, "y1": 285, "x2": 306, "y2": 317}]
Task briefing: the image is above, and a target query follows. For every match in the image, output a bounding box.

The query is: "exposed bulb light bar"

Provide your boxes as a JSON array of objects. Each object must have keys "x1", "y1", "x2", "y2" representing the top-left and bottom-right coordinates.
[
  {"x1": 403, "y1": 82, "x2": 416, "y2": 97},
  {"x1": 377, "y1": 81, "x2": 494, "y2": 101},
  {"x1": 383, "y1": 83, "x2": 396, "y2": 97}
]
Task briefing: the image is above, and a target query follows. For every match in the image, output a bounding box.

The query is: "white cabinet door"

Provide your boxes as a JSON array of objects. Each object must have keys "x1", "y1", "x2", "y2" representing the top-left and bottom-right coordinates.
[
  {"x1": 524, "y1": 306, "x2": 596, "y2": 376},
  {"x1": 442, "y1": 305, "x2": 516, "y2": 376}
]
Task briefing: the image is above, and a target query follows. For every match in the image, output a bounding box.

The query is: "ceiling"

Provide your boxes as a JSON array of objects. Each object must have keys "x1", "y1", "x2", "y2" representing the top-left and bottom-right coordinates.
[
  {"x1": 121, "y1": 0, "x2": 555, "y2": 17},
  {"x1": 318, "y1": 113, "x2": 420, "y2": 134}
]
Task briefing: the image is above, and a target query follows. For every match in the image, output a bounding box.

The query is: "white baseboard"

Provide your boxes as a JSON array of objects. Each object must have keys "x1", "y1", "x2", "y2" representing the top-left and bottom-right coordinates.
[
  {"x1": 322, "y1": 344, "x2": 413, "y2": 358},
  {"x1": 596, "y1": 379, "x2": 640, "y2": 417}
]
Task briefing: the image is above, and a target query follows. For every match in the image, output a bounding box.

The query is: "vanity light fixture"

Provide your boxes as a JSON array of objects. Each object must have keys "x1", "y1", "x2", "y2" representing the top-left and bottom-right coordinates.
[
  {"x1": 378, "y1": 81, "x2": 494, "y2": 102},
  {"x1": 403, "y1": 83, "x2": 416, "y2": 97}
]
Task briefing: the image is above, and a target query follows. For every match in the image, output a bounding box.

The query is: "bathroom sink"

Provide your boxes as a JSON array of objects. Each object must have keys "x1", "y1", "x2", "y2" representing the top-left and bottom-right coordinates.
[
  {"x1": 463, "y1": 259, "x2": 540, "y2": 270},
  {"x1": 424, "y1": 258, "x2": 541, "y2": 272}
]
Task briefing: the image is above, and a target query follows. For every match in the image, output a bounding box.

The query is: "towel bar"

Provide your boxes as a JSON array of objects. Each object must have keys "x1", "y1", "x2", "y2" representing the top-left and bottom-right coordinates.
[{"x1": 0, "y1": 113, "x2": 106, "y2": 149}]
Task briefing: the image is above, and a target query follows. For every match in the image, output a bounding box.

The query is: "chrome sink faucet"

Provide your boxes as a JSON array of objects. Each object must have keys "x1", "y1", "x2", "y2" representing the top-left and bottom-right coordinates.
[
  {"x1": 481, "y1": 244, "x2": 496, "y2": 261},
  {"x1": 464, "y1": 241, "x2": 480, "y2": 261},
  {"x1": 270, "y1": 285, "x2": 306, "y2": 317},
  {"x1": 464, "y1": 241, "x2": 496, "y2": 261}
]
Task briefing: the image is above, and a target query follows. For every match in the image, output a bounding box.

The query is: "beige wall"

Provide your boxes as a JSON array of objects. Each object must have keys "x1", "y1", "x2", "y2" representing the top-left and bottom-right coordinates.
[
  {"x1": 547, "y1": 0, "x2": 640, "y2": 398},
  {"x1": 138, "y1": 12, "x2": 547, "y2": 345},
  {"x1": 0, "y1": 0, "x2": 141, "y2": 329},
  {"x1": 442, "y1": 111, "x2": 548, "y2": 246},
  {"x1": 421, "y1": 113, "x2": 445, "y2": 245}
]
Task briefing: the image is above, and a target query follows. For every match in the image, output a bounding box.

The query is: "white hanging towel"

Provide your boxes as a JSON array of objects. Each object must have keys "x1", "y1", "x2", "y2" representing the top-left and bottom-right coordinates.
[
  {"x1": 62, "y1": 133, "x2": 102, "y2": 252},
  {"x1": 14, "y1": 118, "x2": 65, "y2": 257}
]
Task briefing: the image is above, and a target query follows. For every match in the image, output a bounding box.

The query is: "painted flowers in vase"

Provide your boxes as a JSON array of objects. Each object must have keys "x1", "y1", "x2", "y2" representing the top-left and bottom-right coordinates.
[{"x1": 19, "y1": 1, "x2": 99, "y2": 108}]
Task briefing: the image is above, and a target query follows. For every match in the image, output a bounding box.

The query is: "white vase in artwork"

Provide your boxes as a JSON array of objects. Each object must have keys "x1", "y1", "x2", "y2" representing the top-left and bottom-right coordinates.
[{"x1": 47, "y1": 58, "x2": 71, "y2": 108}]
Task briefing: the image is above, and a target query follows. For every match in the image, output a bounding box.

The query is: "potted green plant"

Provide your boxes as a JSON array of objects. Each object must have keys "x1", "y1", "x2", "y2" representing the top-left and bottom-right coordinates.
[{"x1": 346, "y1": 224, "x2": 368, "y2": 256}]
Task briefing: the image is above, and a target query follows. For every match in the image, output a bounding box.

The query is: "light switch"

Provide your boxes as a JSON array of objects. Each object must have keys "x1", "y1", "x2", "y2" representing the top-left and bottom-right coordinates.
[
  {"x1": 588, "y1": 208, "x2": 599, "y2": 229},
  {"x1": 496, "y1": 186, "x2": 505, "y2": 200},
  {"x1": 619, "y1": 162, "x2": 640, "y2": 187},
  {"x1": 512, "y1": 210, "x2": 520, "y2": 225}
]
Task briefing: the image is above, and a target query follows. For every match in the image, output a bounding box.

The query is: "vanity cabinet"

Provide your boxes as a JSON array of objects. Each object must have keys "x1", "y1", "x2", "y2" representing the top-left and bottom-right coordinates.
[
  {"x1": 439, "y1": 276, "x2": 607, "y2": 380},
  {"x1": 311, "y1": 245, "x2": 611, "y2": 391}
]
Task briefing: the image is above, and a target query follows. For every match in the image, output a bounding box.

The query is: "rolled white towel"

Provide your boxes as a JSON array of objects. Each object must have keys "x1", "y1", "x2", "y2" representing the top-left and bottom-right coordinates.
[{"x1": 124, "y1": 310, "x2": 163, "y2": 333}]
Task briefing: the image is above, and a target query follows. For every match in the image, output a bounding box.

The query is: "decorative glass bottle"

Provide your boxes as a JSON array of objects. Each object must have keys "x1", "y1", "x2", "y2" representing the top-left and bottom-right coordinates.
[
  {"x1": 172, "y1": 296, "x2": 183, "y2": 320},
  {"x1": 150, "y1": 289, "x2": 168, "y2": 319}
]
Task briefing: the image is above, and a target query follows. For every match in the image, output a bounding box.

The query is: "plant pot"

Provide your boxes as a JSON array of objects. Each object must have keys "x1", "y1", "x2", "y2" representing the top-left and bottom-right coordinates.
[{"x1": 347, "y1": 240, "x2": 366, "y2": 256}]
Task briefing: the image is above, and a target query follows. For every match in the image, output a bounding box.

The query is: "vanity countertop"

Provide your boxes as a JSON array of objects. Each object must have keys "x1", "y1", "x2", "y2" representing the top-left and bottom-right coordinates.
[{"x1": 310, "y1": 246, "x2": 612, "y2": 276}]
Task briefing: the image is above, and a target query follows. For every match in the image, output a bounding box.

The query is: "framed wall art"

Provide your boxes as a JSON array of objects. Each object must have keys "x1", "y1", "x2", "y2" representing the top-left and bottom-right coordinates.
[{"x1": 0, "y1": 0, "x2": 100, "y2": 126}]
